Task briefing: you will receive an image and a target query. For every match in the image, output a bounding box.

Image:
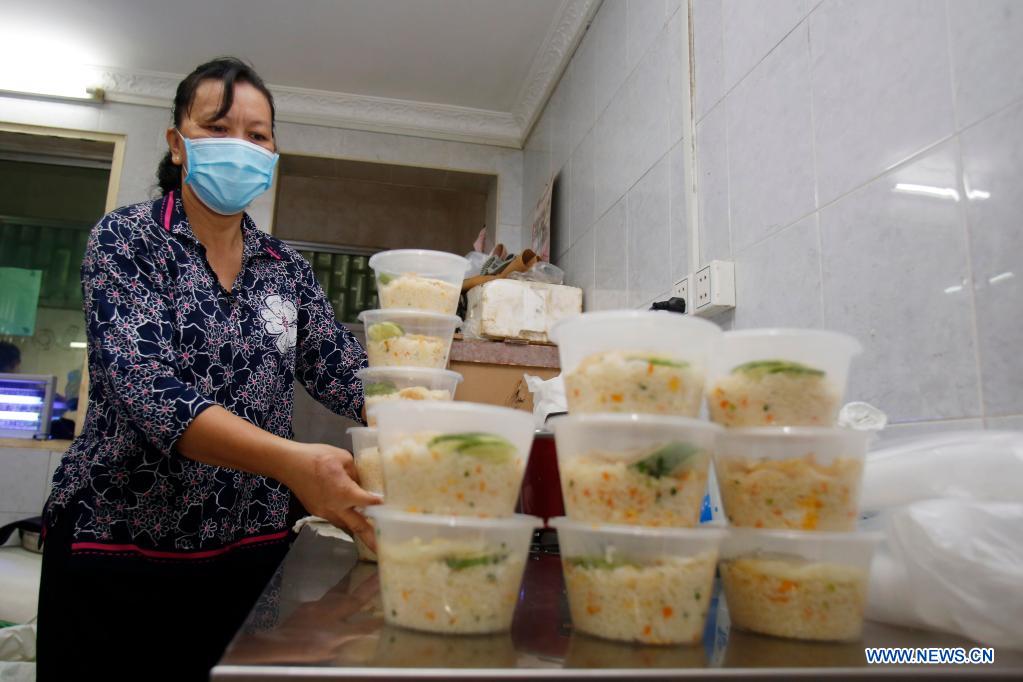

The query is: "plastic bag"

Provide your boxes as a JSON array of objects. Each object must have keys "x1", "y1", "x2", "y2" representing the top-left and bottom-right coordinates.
[
  {"x1": 860, "y1": 431, "x2": 1023, "y2": 649},
  {"x1": 524, "y1": 374, "x2": 566, "y2": 430},
  {"x1": 464, "y1": 251, "x2": 487, "y2": 278},
  {"x1": 508, "y1": 261, "x2": 565, "y2": 285}
]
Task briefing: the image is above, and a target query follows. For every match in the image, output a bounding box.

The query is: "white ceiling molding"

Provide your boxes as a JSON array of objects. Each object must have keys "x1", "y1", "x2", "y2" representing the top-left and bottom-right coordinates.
[
  {"x1": 94, "y1": 1, "x2": 599, "y2": 150},
  {"x1": 511, "y1": 0, "x2": 602, "y2": 137}
]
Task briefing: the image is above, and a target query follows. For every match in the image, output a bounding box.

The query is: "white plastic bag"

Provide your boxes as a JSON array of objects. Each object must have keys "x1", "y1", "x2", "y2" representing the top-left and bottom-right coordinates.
[
  {"x1": 524, "y1": 374, "x2": 566, "y2": 430},
  {"x1": 860, "y1": 431, "x2": 1023, "y2": 649}
]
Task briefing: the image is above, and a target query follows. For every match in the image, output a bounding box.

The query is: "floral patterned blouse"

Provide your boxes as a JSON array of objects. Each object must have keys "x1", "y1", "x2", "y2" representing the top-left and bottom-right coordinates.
[{"x1": 45, "y1": 192, "x2": 366, "y2": 557}]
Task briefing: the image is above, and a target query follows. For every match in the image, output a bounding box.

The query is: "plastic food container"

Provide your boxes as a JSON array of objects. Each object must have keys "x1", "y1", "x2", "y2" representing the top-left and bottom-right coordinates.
[
  {"x1": 367, "y1": 507, "x2": 537, "y2": 634},
  {"x1": 714, "y1": 427, "x2": 870, "y2": 531},
  {"x1": 552, "y1": 414, "x2": 721, "y2": 527},
  {"x1": 373, "y1": 401, "x2": 534, "y2": 516},
  {"x1": 706, "y1": 329, "x2": 861, "y2": 427},
  {"x1": 550, "y1": 311, "x2": 721, "y2": 417},
  {"x1": 719, "y1": 528, "x2": 881, "y2": 641},
  {"x1": 358, "y1": 309, "x2": 460, "y2": 369},
  {"x1": 552, "y1": 517, "x2": 725, "y2": 646},
  {"x1": 358, "y1": 367, "x2": 462, "y2": 425},
  {"x1": 369, "y1": 249, "x2": 468, "y2": 316},
  {"x1": 347, "y1": 426, "x2": 384, "y2": 561}
]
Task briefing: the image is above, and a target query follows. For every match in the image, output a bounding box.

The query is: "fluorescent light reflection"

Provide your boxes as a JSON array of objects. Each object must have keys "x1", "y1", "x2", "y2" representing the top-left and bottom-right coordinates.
[
  {"x1": 989, "y1": 272, "x2": 1015, "y2": 285},
  {"x1": 0, "y1": 395, "x2": 43, "y2": 405},
  {"x1": 944, "y1": 284, "x2": 964, "y2": 294},
  {"x1": 893, "y1": 184, "x2": 960, "y2": 201},
  {"x1": 0, "y1": 411, "x2": 40, "y2": 422},
  {"x1": 69, "y1": 341, "x2": 87, "y2": 349}
]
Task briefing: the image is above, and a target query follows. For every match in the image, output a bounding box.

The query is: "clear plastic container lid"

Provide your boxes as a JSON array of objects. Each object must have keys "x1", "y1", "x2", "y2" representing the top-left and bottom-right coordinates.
[
  {"x1": 551, "y1": 414, "x2": 722, "y2": 463},
  {"x1": 550, "y1": 311, "x2": 722, "y2": 375},
  {"x1": 368, "y1": 249, "x2": 469, "y2": 284},
  {"x1": 358, "y1": 309, "x2": 461, "y2": 334},
  {"x1": 715, "y1": 426, "x2": 872, "y2": 466},
  {"x1": 367, "y1": 507, "x2": 540, "y2": 534},
  {"x1": 357, "y1": 367, "x2": 463, "y2": 396},
  {"x1": 551, "y1": 517, "x2": 726, "y2": 561},
  {"x1": 707, "y1": 328, "x2": 862, "y2": 394},
  {"x1": 346, "y1": 426, "x2": 378, "y2": 456},
  {"x1": 720, "y1": 528, "x2": 882, "y2": 572},
  {"x1": 372, "y1": 401, "x2": 534, "y2": 461}
]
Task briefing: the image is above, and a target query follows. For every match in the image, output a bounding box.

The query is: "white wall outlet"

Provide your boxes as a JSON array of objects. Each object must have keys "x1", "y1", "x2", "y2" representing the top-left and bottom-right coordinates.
[
  {"x1": 693, "y1": 260, "x2": 735, "y2": 317},
  {"x1": 672, "y1": 275, "x2": 690, "y2": 313}
]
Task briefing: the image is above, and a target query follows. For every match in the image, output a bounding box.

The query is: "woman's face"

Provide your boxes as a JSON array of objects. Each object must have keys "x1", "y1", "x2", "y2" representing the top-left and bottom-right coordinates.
[{"x1": 166, "y1": 79, "x2": 275, "y2": 172}]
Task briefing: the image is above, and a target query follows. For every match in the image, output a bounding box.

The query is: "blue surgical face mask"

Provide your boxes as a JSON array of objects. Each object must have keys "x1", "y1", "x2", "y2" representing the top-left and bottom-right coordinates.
[{"x1": 178, "y1": 130, "x2": 279, "y2": 215}]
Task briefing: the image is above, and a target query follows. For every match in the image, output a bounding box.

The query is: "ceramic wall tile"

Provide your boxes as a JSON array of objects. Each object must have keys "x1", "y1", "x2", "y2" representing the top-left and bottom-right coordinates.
[
  {"x1": 877, "y1": 418, "x2": 984, "y2": 442},
  {"x1": 668, "y1": 142, "x2": 689, "y2": 283},
  {"x1": 496, "y1": 152, "x2": 523, "y2": 228},
  {"x1": 566, "y1": 31, "x2": 597, "y2": 153},
  {"x1": 569, "y1": 130, "x2": 596, "y2": 249},
  {"x1": 987, "y1": 415, "x2": 1023, "y2": 431},
  {"x1": 594, "y1": 0, "x2": 629, "y2": 118},
  {"x1": 592, "y1": 196, "x2": 628, "y2": 310},
  {"x1": 627, "y1": 0, "x2": 669, "y2": 76},
  {"x1": 693, "y1": 0, "x2": 725, "y2": 122},
  {"x1": 625, "y1": 22, "x2": 672, "y2": 192},
  {"x1": 627, "y1": 156, "x2": 671, "y2": 307},
  {"x1": 563, "y1": 226, "x2": 595, "y2": 305},
  {"x1": 0, "y1": 449, "x2": 48, "y2": 513},
  {"x1": 947, "y1": 0, "x2": 1023, "y2": 130},
  {"x1": 727, "y1": 24, "x2": 815, "y2": 252},
  {"x1": 819, "y1": 142, "x2": 981, "y2": 422},
  {"x1": 733, "y1": 215, "x2": 822, "y2": 329},
  {"x1": 695, "y1": 106, "x2": 730, "y2": 264},
  {"x1": 549, "y1": 82, "x2": 572, "y2": 176},
  {"x1": 667, "y1": 12, "x2": 686, "y2": 145},
  {"x1": 722, "y1": 0, "x2": 807, "y2": 92},
  {"x1": 809, "y1": 0, "x2": 956, "y2": 205},
  {"x1": 960, "y1": 101, "x2": 1023, "y2": 417},
  {"x1": 496, "y1": 223, "x2": 523, "y2": 254},
  {"x1": 552, "y1": 166, "x2": 571, "y2": 259},
  {"x1": 593, "y1": 88, "x2": 631, "y2": 219}
]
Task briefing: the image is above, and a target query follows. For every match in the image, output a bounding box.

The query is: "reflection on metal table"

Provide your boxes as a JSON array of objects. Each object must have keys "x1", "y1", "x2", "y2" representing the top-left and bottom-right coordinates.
[{"x1": 212, "y1": 527, "x2": 1022, "y2": 680}]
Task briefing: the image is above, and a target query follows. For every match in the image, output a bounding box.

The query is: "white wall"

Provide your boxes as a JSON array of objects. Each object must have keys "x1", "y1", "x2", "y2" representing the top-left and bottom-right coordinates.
[
  {"x1": 522, "y1": 0, "x2": 689, "y2": 310},
  {"x1": 0, "y1": 96, "x2": 524, "y2": 252},
  {"x1": 528, "y1": 0, "x2": 1023, "y2": 433}
]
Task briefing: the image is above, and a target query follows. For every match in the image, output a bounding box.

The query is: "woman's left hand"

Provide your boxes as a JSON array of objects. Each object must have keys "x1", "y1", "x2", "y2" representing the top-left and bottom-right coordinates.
[{"x1": 280, "y1": 443, "x2": 382, "y2": 550}]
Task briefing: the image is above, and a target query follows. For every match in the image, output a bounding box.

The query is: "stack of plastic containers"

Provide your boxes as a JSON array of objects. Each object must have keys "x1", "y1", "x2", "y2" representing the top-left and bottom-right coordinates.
[
  {"x1": 361, "y1": 249, "x2": 538, "y2": 635},
  {"x1": 548, "y1": 311, "x2": 726, "y2": 646},
  {"x1": 706, "y1": 329, "x2": 881, "y2": 641},
  {"x1": 357, "y1": 249, "x2": 467, "y2": 426}
]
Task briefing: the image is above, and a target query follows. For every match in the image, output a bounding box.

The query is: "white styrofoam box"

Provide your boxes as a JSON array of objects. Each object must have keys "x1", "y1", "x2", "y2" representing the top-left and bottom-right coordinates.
[{"x1": 465, "y1": 279, "x2": 583, "y2": 343}]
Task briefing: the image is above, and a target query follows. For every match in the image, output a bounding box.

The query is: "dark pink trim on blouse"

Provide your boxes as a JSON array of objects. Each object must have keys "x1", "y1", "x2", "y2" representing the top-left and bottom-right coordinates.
[
  {"x1": 264, "y1": 246, "x2": 281, "y2": 260},
  {"x1": 162, "y1": 190, "x2": 174, "y2": 232},
  {"x1": 70, "y1": 529, "x2": 288, "y2": 560}
]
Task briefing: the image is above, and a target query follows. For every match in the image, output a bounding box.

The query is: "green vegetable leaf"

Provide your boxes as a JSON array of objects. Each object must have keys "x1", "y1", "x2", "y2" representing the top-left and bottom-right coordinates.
[
  {"x1": 378, "y1": 273, "x2": 395, "y2": 286},
  {"x1": 567, "y1": 555, "x2": 638, "y2": 570},
  {"x1": 428, "y1": 432, "x2": 516, "y2": 463},
  {"x1": 732, "y1": 359, "x2": 825, "y2": 378},
  {"x1": 364, "y1": 381, "x2": 398, "y2": 397},
  {"x1": 629, "y1": 442, "x2": 700, "y2": 479},
  {"x1": 368, "y1": 321, "x2": 404, "y2": 342},
  {"x1": 626, "y1": 355, "x2": 690, "y2": 369},
  {"x1": 444, "y1": 552, "x2": 508, "y2": 571}
]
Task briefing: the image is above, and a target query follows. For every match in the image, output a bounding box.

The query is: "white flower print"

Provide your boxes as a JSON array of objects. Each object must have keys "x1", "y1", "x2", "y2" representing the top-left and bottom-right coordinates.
[{"x1": 259, "y1": 295, "x2": 298, "y2": 353}]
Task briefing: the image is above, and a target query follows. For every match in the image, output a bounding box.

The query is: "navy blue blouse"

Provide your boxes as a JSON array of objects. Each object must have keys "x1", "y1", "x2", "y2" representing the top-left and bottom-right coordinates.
[{"x1": 45, "y1": 193, "x2": 366, "y2": 556}]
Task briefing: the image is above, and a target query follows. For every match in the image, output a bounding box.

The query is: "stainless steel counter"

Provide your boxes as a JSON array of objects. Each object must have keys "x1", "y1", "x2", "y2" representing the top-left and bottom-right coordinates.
[{"x1": 212, "y1": 528, "x2": 1022, "y2": 679}]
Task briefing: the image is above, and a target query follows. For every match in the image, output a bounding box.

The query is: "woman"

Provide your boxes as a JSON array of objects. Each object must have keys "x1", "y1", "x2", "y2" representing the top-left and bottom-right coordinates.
[{"x1": 36, "y1": 57, "x2": 377, "y2": 681}]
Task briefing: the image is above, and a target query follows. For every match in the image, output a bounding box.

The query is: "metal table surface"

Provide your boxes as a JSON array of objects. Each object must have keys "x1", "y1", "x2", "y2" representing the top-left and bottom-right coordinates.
[{"x1": 212, "y1": 528, "x2": 1022, "y2": 680}]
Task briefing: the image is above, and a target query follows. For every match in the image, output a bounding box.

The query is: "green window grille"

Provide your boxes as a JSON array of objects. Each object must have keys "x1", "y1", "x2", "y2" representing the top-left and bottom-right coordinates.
[
  {"x1": 0, "y1": 216, "x2": 90, "y2": 311},
  {"x1": 288, "y1": 241, "x2": 379, "y2": 325}
]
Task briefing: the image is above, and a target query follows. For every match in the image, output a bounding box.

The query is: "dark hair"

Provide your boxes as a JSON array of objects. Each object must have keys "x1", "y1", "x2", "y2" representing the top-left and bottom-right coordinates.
[
  {"x1": 156, "y1": 57, "x2": 276, "y2": 195},
  {"x1": 0, "y1": 341, "x2": 20, "y2": 373}
]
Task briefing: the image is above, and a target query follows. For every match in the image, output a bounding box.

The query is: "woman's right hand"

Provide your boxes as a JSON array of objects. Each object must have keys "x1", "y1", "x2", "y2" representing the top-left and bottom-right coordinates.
[{"x1": 282, "y1": 443, "x2": 382, "y2": 550}]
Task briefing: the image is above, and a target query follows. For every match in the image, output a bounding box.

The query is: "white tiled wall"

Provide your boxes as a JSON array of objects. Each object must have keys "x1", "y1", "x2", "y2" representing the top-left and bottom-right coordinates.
[
  {"x1": 528, "y1": 0, "x2": 1023, "y2": 431},
  {"x1": 0, "y1": 98, "x2": 524, "y2": 251},
  {"x1": 0, "y1": 448, "x2": 61, "y2": 545},
  {"x1": 522, "y1": 0, "x2": 691, "y2": 312}
]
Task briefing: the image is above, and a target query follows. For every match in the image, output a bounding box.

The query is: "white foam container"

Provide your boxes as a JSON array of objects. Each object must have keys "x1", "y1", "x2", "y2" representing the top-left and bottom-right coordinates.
[
  {"x1": 550, "y1": 310, "x2": 722, "y2": 376},
  {"x1": 358, "y1": 309, "x2": 460, "y2": 369}
]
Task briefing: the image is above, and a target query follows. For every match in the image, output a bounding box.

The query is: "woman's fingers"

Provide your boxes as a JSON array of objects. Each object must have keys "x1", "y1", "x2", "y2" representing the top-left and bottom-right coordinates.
[{"x1": 339, "y1": 507, "x2": 376, "y2": 552}]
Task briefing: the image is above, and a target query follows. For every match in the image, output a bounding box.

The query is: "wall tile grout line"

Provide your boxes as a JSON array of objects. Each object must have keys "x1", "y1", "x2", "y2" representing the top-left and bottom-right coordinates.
[{"x1": 804, "y1": 15, "x2": 826, "y2": 329}]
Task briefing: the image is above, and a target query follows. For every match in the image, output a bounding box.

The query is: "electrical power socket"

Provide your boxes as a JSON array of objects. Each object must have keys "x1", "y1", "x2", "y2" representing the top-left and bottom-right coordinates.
[
  {"x1": 693, "y1": 260, "x2": 735, "y2": 317},
  {"x1": 672, "y1": 276, "x2": 690, "y2": 313}
]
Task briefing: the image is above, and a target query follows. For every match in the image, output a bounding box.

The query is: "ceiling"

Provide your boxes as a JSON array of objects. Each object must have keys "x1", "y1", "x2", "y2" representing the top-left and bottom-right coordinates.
[{"x1": 1, "y1": 0, "x2": 600, "y2": 147}]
